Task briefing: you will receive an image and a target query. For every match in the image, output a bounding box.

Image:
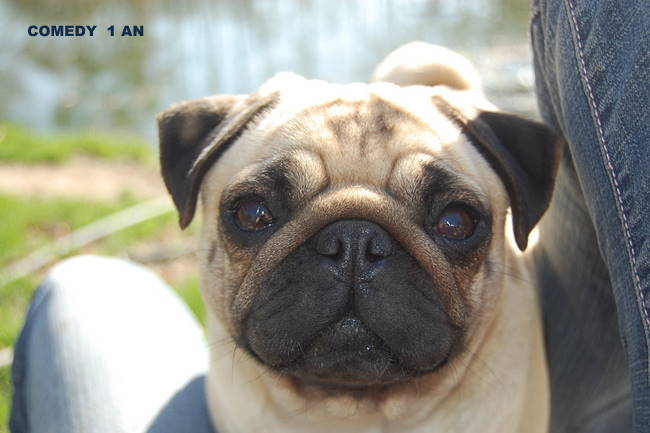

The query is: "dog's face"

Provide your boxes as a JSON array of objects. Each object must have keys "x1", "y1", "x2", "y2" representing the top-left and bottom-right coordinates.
[{"x1": 158, "y1": 74, "x2": 560, "y2": 395}]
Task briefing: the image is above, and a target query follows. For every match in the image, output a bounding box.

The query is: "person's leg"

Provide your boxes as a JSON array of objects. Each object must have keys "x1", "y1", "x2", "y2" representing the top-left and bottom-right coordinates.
[
  {"x1": 530, "y1": 0, "x2": 650, "y2": 431},
  {"x1": 9, "y1": 255, "x2": 214, "y2": 433},
  {"x1": 534, "y1": 155, "x2": 633, "y2": 432}
]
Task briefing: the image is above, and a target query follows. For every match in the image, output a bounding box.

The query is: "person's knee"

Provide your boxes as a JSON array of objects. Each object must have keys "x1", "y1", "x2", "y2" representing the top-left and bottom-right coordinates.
[
  {"x1": 22, "y1": 255, "x2": 164, "y2": 348},
  {"x1": 36, "y1": 255, "x2": 186, "y2": 339},
  {"x1": 43, "y1": 255, "x2": 169, "y2": 301},
  {"x1": 33, "y1": 255, "x2": 205, "y2": 357}
]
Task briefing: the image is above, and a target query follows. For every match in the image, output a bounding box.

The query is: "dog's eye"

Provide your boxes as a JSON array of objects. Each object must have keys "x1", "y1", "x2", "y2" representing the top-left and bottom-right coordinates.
[
  {"x1": 233, "y1": 199, "x2": 275, "y2": 232},
  {"x1": 434, "y1": 204, "x2": 478, "y2": 240}
]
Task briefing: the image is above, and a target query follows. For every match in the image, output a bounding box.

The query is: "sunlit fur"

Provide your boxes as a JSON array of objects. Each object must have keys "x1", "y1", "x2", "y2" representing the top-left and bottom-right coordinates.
[{"x1": 168, "y1": 44, "x2": 549, "y2": 433}]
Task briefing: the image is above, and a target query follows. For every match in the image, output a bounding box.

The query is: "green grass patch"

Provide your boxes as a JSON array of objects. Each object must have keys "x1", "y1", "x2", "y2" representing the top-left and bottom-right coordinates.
[
  {"x1": 0, "y1": 365, "x2": 10, "y2": 433},
  {"x1": 91, "y1": 212, "x2": 178, "y2": 257},
  {"x1": 0, "y1": 123, "x2": 153, "y2": 163},
  {"x1": 0, "y1": 194, "x2": 130, "y2": 267},
  {"x1": 0, "y1": 277, "x2": 38, "y2": 350},
  {"x1": 175, "y1": 275, "x2": 206, "y2": 328}
]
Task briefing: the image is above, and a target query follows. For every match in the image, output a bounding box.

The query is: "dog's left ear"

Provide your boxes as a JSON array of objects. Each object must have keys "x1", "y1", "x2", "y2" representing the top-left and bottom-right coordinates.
[
  {"x1": 467, "y1": 111, "x2": 562, "y2": 250},
  {"x1": 434, "y1": 98, "x2": 563, "y2": 250},
  {"x1": 158, "y1": 93, "x2": 277, "y2": 228}
]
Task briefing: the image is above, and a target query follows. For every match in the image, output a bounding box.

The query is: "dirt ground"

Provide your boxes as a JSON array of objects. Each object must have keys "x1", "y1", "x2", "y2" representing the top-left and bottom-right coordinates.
[{"x1": 0, "y1": 156, "x2": 166, "y2": 201}]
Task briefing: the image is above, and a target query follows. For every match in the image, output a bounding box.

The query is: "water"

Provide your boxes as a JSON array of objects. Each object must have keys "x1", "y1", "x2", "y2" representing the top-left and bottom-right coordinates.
[{"x1": 0, "y1": 0, "x2": 537, "y2": 140}]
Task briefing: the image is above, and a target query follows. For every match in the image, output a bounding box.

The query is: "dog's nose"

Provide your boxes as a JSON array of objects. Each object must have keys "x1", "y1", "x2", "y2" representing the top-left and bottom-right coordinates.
[{"x1": 315, "y1": 220, "x2": 393, "y2": 277}]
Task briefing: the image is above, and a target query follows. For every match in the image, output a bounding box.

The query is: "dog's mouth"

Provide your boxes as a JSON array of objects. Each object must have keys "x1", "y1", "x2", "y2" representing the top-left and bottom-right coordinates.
[
  {"x1": 244, "y1": 315, "x2": 451, "y2": 391},
  {"x1": 238, "y1": 219, "x2": 462, "y2": 392}
]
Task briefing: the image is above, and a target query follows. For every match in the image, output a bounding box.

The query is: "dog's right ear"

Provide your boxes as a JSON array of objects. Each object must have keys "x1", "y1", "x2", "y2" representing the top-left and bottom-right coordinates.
[
  {"x1": 158, "y1": 93, "x2": 277, "y2": 228},
  {"x1": 431, "y1": 96, "x2": 562, "y2": 251}
]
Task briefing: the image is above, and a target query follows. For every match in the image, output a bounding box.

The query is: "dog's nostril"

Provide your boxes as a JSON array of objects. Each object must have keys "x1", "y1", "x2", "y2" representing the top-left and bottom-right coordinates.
[
  {"x1": 367, "y1": 232, "x2": 392, "y2": 260},
  {"x1": 316, "y1": 236, "x2": 341, "y2": 257},
  {"x1": 314, "y1": 220, "x2": 393, "y2": 271}
]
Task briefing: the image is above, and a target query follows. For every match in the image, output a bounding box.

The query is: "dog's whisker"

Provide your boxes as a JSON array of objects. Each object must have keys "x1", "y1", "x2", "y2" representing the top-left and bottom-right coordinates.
[
  {"x1": 203, "y1": 335, "x2": 237, "y2": 353},
  {"x1": 453, "y1": 341, "x2": 506, "y2": 390},
  {"x1": 469, "y1": 354, "x2": 505, "y2": 389},
  {"x1": 230, "y1": 344, "x2": 240, "y2": 385},
  {"x1": 286, "y1": 398, "x2": 326, "y2": 420},
  {"x1": 241, "y1": 365, "x2": 274, "y2": 386}
]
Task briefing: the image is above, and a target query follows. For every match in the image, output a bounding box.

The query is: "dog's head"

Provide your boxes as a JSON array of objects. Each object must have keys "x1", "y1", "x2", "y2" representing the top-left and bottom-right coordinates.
[{"x1": 158, "y1": 71, "x2": 560, "y2": 395}]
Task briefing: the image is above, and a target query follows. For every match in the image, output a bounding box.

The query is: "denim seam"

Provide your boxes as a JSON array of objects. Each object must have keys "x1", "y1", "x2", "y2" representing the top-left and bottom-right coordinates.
[
  {"x1": 530, "y1": 0, "x2": 541, "y2": 22},
  {"x1": 564, "y1": 0, "x2": 650, "y2": 340}
]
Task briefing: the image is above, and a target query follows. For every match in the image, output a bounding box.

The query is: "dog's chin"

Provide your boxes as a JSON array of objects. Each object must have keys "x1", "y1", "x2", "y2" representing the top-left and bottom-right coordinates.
[{"x1": 251, "y1": 316, "x2": 449, "y2": 394}]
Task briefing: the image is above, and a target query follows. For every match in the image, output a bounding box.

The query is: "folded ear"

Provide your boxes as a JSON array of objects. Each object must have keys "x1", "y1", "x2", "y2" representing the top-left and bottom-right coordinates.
[
  {"x1": 434, "y1": 98, "x2": 563, "y2": 250},
  {"x1": 158, "y1": 93, "x2": 277, "y2": 228}
]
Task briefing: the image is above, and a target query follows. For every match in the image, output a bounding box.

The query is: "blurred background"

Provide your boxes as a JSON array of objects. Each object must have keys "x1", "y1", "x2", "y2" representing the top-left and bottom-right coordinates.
[{"x1": 0, "y1": 0, "x2": 536, "y2": 429}]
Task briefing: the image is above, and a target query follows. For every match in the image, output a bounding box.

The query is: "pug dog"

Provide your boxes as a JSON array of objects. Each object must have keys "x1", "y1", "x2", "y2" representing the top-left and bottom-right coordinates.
[{"x1": 157, "y1": 42, "x2": 561, "y2": 433}]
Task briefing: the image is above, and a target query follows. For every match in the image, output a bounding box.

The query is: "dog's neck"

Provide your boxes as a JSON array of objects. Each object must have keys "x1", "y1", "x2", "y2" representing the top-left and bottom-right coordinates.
[{"x1": 204, "y1": 252, "x2": 548, "y2": 433}]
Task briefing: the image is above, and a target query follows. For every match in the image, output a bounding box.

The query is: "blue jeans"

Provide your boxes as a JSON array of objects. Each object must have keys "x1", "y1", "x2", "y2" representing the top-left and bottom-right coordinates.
[
  {"x1": 9, "y1": 256, "x2": 215, "y2": 433},
  {"x1": 531, "y1": 0, "x2": 650, "y2": 432}
]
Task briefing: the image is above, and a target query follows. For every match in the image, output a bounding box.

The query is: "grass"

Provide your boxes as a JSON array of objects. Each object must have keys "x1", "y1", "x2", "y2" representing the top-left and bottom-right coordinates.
[
  {"x1": 0, "y1": 123, "x2": 153, "y2": 164},
  {"x1": 0, "y1": 277, "x2": 39, "y2": 352},
  {"x1": 0, "y1": 124, "x2": 202, "y2": 432},
  {"x1": 0, "y1": 367, "x2": 9, "y2": 430},
  {"x1": 176, "y1": 275, "x2": 207, "y2": 328},
  {"x1": 0, "y1": 194, "x2": 133, "y2": 267}
]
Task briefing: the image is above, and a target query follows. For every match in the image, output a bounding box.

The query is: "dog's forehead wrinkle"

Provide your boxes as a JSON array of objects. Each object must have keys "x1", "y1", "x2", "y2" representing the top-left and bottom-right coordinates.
[
  {"x1": 286, "y1": 104, "x2": 441, "y2": 187},
  {"x1": 421, "y1": 163, "x2": 485, "y2": 197},
  {"x1": 385, "y1": 153, "x2": 488, "y2": 208},
  {"x1": 220, "y1": 148, "x2": 326, "y2": 199}
]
